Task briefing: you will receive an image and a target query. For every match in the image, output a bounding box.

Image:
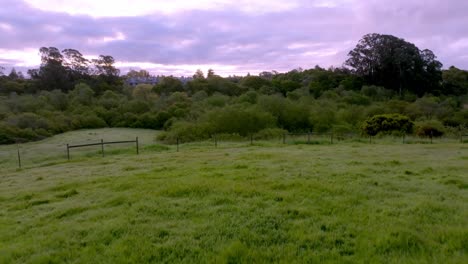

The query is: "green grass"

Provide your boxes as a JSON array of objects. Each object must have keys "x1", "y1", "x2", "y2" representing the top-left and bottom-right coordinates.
[
  {"x1": 0, "y1": 128, "x2": 159, "y2": 170},
  {"x1": 0, "y1": 129, "x2": 467, "y2": 263}
]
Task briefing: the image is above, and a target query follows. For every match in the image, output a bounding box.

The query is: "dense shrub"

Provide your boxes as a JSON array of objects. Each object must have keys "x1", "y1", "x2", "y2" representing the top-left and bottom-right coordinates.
[
  {"x1": 237, "y1": 91, "x2": 258, "y2": 104},
  {"x1": 75, "y1": 114, "x2": 107, "y2": 129},
  {"x1": 362, "y1": 114, "x2": 414, "y2": 136},
  {"x1": 0, "y1": 124, "x2": 18, "y2": 144},
  {"x1": 342, "y1": 91, "x2": 371, "y2": 105},
  {"x1": 204, "y1": 106, "x2": 275, "y2": 136},
  {"x1": 309, "y1": 103, "x2": 336, "y2": 133},
  {"x1": 258, "y1": 95, "x2": 312, "y2": 132},
  {"x1": 415, "y1": 120, "x2": 445, "y2": 137},
  {"x1": 5, "y1": 113, "x2": 50, "y2": 130},
  {"x1": 158, "y1": 122, "x2": 212, "y2": 143},
  {"x1": 254, "y1": 128, "x2": 287, "y2": 140}
]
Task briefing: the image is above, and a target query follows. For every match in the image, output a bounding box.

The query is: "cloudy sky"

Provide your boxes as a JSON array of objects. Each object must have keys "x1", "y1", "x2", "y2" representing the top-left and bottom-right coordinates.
[{"x1": 0, "y1": 0, "x2": 467, "y2": 76}]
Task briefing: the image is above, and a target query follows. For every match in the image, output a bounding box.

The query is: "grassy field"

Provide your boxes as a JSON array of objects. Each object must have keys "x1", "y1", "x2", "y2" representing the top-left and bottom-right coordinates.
[
  {"x1": 0, "y1": 128, "x2": 159, "y2": 171},
  {"x1": 0, "y1": 129, "x2": 467, "y2": 263}
]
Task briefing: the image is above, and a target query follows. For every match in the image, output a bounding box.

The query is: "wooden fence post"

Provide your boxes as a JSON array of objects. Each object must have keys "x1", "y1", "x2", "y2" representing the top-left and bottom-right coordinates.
[
  {"x1": 136, "y1": 137, "x2": 139, "y2": 155},
  {"x1": 307, "y1": 132, "x2": 311, "y2": 144},
  {"x1": 214, "y1": 135, "x2": 217, "y2": 148},
  {"x1": 67, "y1": 144, "x2": 70, "y2": 161},
  {"x1": 101, "y1": 139, "x2": 105, "y2": 157},
  {"x1": 17, "y1": 144, "x2": 21, "y2": 169},
  {"x1": 459, "y1": 126, "x2": 462, "y2": 143},
  {"x1": 430, "y1": 131, "x2": 433, "y2": 144}
]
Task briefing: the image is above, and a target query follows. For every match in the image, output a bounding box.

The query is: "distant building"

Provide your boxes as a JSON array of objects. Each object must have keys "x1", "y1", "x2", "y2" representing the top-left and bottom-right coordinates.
[
  {"x1": 125, "y1": 76, "x2": 193, "y2": 87},
  {"x1": 126, "y1": 76, "x2": 161, "y2": 86}
]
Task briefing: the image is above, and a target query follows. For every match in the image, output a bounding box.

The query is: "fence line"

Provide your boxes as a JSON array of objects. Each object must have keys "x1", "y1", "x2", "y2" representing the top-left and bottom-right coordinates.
[
  {"x1": 67, "y1": 137, "x2": 139, "y2": 160},
  {"x1": 4, "y1": 132, "x2": 468, "y2": 170},
  {"x1": 284, "y1": 132, "x2": 334, "y2": 144}
]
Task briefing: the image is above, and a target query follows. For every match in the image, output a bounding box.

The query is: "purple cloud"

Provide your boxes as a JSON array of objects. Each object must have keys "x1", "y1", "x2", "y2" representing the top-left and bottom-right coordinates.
[{"x1": 0, "y1": 0, "x2": 467, "y2": 76}]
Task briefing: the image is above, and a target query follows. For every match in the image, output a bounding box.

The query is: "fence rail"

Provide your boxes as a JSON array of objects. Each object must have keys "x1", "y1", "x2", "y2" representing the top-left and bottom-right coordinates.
[
  {"x1": 284, "y1": 132, "x2": 334, "y2": 144},
  {"x1": 4, "y1": 132, "x2": 468, "y2": 170},
  {"x1": 67, "y1": 137, "x2": 139, "y2": 160}
]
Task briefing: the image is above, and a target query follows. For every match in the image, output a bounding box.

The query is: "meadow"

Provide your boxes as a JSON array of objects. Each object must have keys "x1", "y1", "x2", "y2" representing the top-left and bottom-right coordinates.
[{"x1": 0, "y1": 128, "x2": 467, "y2": 263}]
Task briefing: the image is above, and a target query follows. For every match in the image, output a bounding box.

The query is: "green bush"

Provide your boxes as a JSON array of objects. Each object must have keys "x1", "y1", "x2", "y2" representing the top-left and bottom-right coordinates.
[
  {"x1": 0, "y1": 123, "x2": 18, "y2": 144},
  {"x1": 204, "y1": 105, "x2": 275, "y2": 136},
  {"x1": 237, "y1": 91, "x2": 258, "y2": 104},
  {"x1": 158, "y1": 122, "x2": 212, "y2": 143},
  {"x1": 76, "y1": 114, "x2": 107, "y2": 129},
  {"x1": 362, "y1": 114, "x2": 414, "y2": 136},
  {"x1": 254, "y1": 128, "x2": 287, "y2": 140},
  {"x1": 415, "y1": 120, "x2": 445, "y2": 137},
  {"x1": 309, "y1": 104, "x2": 336, "y2": 133},
  {"x1": 258, "y1": 95, "x2": 311, "y2": 132},
  {"x1": 5, "y1": 113, "x2": 50, "y2": 130}
]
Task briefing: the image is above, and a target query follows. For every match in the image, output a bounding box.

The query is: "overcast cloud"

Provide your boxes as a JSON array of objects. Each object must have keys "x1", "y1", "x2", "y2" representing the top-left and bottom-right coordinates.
[{"x1": 0, "y1": 0, "x2": 467, "y2": 76}]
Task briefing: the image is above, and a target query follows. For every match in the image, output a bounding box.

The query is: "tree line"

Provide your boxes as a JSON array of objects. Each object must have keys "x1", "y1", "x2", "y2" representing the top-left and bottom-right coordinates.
[{"x1": 0, "y1": 33, "x2": 467, "y2": 144}]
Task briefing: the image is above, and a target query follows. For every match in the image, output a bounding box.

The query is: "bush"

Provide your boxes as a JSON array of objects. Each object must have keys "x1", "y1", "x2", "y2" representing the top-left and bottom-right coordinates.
[
  {"x1": 5, "y1": 113, "x2": 50, "y2": 130},
  {"x1": 415, "y1": 120, "x2": 445, "y2": 137},
  {"x1": 132, "y1": 113, "x2": 156, "y2": 129},
  {"x1": 332, "y1": 123, "x2": 355, "y2": 135},
  {"x1": 76, "y1": 114, "x2": 107, "y2": 129},
  {"x1": 158, "y1": 122, "x2": 212, "y2": 143},
  {"x1": 254, "y1": 128, "x2": 287, "y2": 140},
  {"x1": 309, "y1": 103, "x2": 336, "y2": 133},
  {"x1": 362, "y1": 114, "x2": 413, "y2": 136},
  {"x1": 0, "y1": 123, "x2": 18, "y2": 144},
  {"x1": 237, "y1": 91, "x2": 258, "y2": 104},
  {"x1": 258, "y1": 95, "x2": 312, "y2": 132},
  {"x1": 342, "y1": 90, "x2": 371, "y2": 105},
  {"x1": 204, "y1": 106, "x2": 275, "y2": 136}
]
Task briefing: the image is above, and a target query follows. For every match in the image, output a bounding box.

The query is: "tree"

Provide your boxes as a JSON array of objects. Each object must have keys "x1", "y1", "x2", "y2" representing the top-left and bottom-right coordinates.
[
  {"x1": 442, "y1": 66, "x2": 468, "y2": 96},
  {"x1": 273, "y1": 80, "x2": 301, "y2": 96},
  {"x1": 32, "y1": 47, "x2": 71, "y2": 91},
  {"x1": 259, "y1": 71, "x2": 275, "y2": 80},
  {"x1": 62, "y1": 48, "x2": 91, "y2": 80},
  {"x1": 126, "y1": 69, "x2": 150, "y2": 78},
  {"x1": 69, "y1": 83, "x2": 95, "y2": 105},
  {"x1": 153, "y1": 76, "x2": 184, "y2": 95},
  {"x1": 132, "y1": 84, "x2": 156, "y2": 101},
  {"x1": 92, "y1": 55, "x2": 120, "y2": 84},
  {"x1": 193, "y1": 69, "x2": 204, "y2": 79},
  {"x1": 207, "y1": 69, "x2": 216, "y2": 78},
  {"x1": 240, "y1": 76, "x2": 272, "y2": 91},
  {"x1": 0, "y1": 80, "x2": 24, "y2": 94},
  {"x1": 206, "y1": 76, "x2": 242, "y2": 96},
  {"x1": 346, "y1": 33, "x2": 443, "y2": 96},
  {"x1": 8, "y1": 68, "x2": 19, "y2": 80}
]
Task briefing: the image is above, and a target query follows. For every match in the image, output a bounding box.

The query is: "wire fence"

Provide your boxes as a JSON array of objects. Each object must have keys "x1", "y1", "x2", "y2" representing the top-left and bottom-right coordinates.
[
  {"x1": 1, "y1": 132, "x2": 467, "y2": 171},
  {"x1": 66, "y1": 138, "x2": 139, "y2": 160}
]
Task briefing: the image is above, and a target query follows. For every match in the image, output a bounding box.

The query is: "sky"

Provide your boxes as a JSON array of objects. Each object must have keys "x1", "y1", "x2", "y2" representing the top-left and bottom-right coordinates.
[{"x1": 0, "y1": 0, "x2": 467, "y2": 76}]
